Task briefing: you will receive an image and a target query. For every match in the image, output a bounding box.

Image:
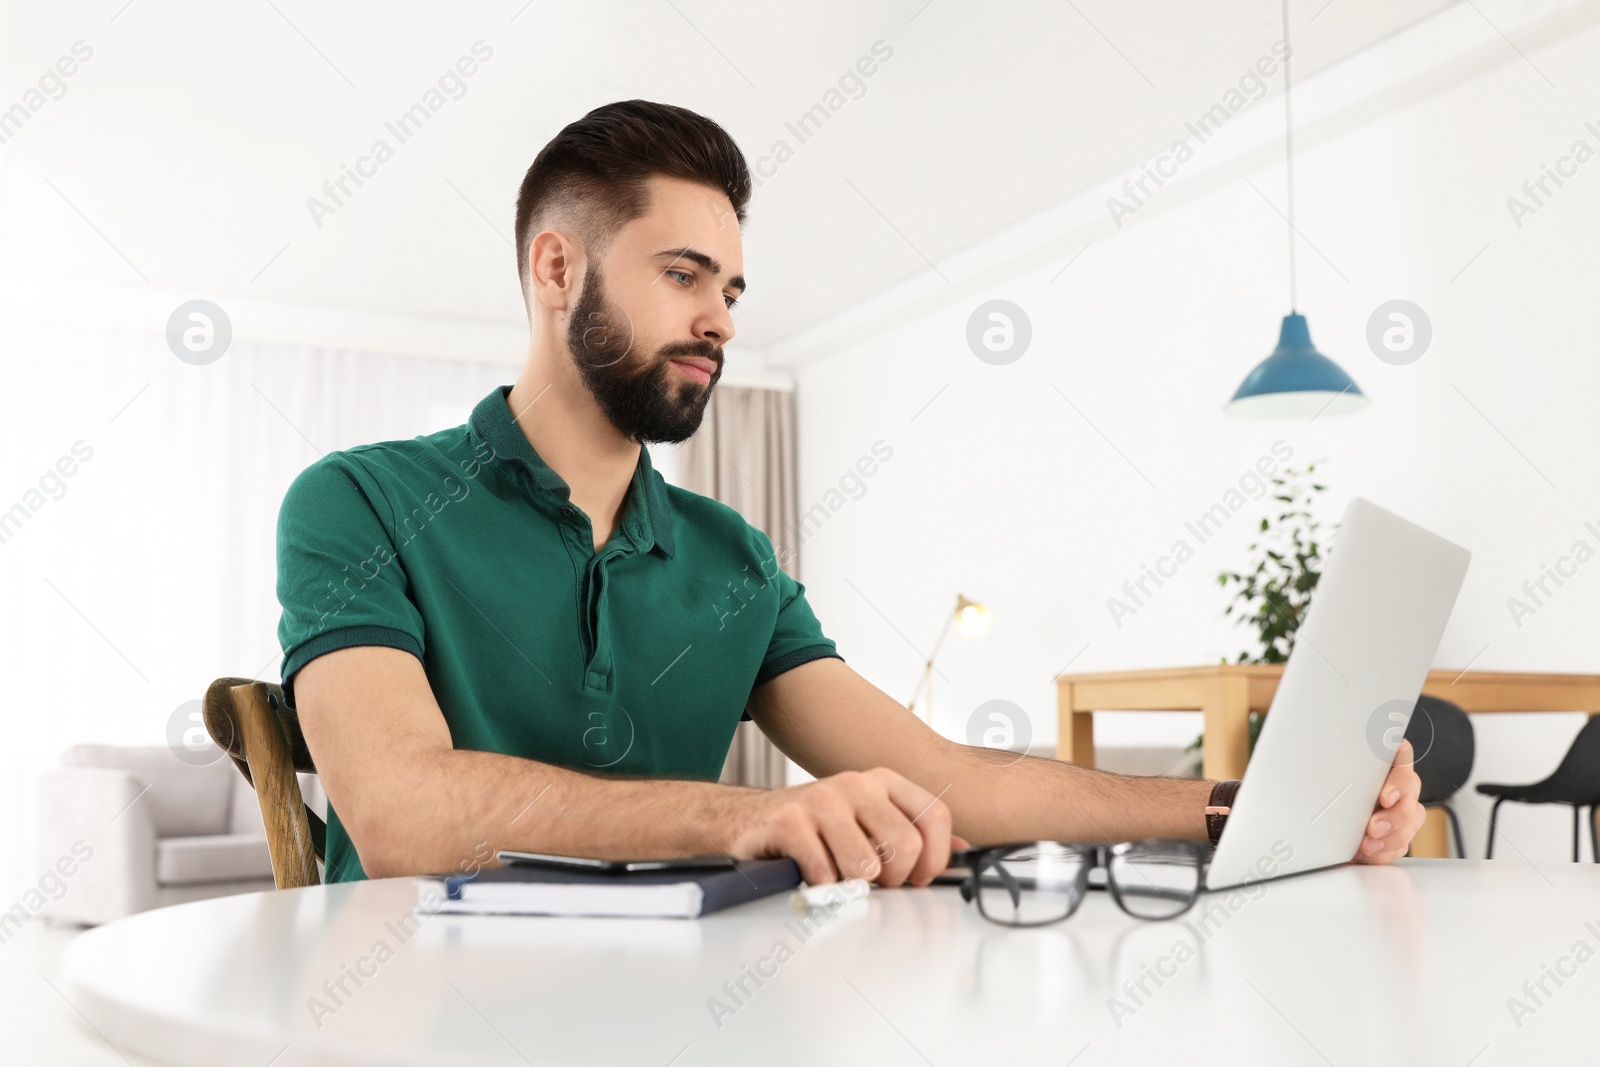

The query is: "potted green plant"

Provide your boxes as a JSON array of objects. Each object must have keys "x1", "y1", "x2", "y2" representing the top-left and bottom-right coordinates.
[{"x1": 1184, "y1": 462, "x2": 1332, "y2": 774}]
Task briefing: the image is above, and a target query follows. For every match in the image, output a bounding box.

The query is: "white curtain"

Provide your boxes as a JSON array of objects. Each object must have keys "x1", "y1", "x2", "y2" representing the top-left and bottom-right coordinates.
[{"x1": 0, "y1": 313, "x2": 510, "y2": 900}]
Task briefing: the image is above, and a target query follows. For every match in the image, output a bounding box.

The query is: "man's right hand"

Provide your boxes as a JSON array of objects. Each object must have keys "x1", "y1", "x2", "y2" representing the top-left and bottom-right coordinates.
[{"x1": 720, "y1": 767, "x2": 956, "y2": 888}]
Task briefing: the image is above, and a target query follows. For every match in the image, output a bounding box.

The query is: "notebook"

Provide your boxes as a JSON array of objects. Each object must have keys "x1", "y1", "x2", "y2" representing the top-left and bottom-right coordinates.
[{"x1": 421, "y1": 858, "x2": 801, "y2": 918}]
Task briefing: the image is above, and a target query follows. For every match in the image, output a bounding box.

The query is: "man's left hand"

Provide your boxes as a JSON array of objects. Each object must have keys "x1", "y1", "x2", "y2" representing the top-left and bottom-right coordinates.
[{"x1": 1353, "y1": 739, "x2": 1425, "y2": 864}]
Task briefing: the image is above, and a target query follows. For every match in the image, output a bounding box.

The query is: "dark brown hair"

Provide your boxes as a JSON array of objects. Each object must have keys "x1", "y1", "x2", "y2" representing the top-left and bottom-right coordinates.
[{"x1": 514, "y1": 99, "x2": 751, "y2": 298}]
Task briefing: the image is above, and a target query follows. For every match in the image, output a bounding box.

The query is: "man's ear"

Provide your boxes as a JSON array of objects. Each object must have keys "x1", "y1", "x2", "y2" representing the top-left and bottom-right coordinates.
[{"x1": 526, "y1": 229, "x2": 584, "y2": 313}]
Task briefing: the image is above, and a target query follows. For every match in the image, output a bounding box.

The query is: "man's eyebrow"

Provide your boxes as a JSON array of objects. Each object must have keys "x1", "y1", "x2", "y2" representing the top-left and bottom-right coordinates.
[{"x1": 653, "y1": 246, "x2": 746, "y2": 293}]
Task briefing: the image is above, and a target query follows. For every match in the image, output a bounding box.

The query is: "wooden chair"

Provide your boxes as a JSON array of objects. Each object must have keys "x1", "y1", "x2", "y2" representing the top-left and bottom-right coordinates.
[{"x1": 203, "y1": 678, "x2": 325, "y2": 888}]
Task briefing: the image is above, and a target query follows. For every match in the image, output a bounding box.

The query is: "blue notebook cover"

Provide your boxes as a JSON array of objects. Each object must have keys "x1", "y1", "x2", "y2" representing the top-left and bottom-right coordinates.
[{"x1": 441, "y1": 858, "x2": 801, "y2": 917}]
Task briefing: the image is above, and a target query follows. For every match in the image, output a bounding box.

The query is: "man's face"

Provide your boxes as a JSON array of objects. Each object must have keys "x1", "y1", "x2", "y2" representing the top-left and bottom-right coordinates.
[{"x1": 567, "y1": 176, "x2": 744, "y2": 444}]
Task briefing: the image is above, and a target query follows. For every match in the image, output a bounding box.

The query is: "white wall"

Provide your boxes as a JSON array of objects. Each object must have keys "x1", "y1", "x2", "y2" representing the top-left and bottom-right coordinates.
[{"x1": 782, "y1": 10, "x2": 1600, "y2": 861}]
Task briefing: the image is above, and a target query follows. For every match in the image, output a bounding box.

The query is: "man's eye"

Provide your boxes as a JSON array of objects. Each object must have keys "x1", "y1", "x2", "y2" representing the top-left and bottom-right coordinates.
[
  {"x1": 724, "y1": 294, "x2": 739, "y2": 310},
  {"x1": 667, "y1": 269, "x2": 692, "y2": 285}
]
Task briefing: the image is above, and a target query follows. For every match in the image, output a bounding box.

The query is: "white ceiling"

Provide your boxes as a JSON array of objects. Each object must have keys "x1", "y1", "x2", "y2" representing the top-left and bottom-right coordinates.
[{"x1": 0, "y1": 0, "x2": 1455, "y2": 352}]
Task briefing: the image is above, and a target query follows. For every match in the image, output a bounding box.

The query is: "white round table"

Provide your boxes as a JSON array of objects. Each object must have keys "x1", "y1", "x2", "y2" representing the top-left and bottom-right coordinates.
[{"x1": 61, "y1": 859, "x2": 1598, "y2": 1065}]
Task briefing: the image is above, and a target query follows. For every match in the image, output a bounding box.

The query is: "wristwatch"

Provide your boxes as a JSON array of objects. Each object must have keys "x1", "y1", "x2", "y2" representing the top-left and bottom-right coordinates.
[{"x1": 1205, "y1": 780, "x2": 1242, "y2": 846}]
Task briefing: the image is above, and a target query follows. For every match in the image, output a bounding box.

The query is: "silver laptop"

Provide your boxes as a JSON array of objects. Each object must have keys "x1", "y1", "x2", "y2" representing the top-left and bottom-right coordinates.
[{"x1": 1204, "y1": 497, "x2": 1470, "y2": 891}]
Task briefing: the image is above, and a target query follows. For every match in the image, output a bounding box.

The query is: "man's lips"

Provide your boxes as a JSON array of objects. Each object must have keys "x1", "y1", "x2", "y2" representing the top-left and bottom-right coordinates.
[{"x1": 669, "y1": 356, "x2": 718, "y2": 385}]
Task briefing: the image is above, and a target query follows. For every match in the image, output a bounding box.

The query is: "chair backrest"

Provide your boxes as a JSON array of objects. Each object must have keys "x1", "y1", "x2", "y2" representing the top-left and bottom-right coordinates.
[
  {"x1": 203, "y1": 677, "x2": 324, "y2": 889},
  {"x1": 1405, "y1": 696, "x2": 1475, "y2": 805},
  {"x1": 1545, "y1": 714, "x2": 1600, "y2": 804}
]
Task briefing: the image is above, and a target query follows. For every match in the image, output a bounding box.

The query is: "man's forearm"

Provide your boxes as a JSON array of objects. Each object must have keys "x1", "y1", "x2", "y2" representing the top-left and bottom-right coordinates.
[
  {"x1": 919, "y1": 744, "x2": 1214, "y2": 848},
  {"x1": 352, "y1": 748, "x2": 755, "y2": 877}
]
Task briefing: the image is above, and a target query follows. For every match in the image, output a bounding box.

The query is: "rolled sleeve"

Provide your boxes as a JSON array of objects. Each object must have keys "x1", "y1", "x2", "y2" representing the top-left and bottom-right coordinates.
[
  {"x1": 750, "y1": 528, "x2": 842, "y2": 687},
  {"x1": 275, "y1": 454, "x2": 425, "y2": 706}
]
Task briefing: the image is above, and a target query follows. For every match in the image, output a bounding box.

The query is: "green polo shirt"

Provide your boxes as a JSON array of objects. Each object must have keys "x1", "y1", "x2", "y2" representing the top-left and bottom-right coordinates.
[{"x1": 275, "y1": 385, "x2": 841, "y2": 883}]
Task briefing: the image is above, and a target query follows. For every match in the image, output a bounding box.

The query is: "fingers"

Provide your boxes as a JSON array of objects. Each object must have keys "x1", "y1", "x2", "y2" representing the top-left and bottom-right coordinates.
[
  {"x1": 763, "y1": 801, "x2": 841, "y2": 886},
  {"x1": 865, "y1": 768, "x2": 953, "y2": 887},
  {"x1": 759, "y1": 769, "x2": 954, "y2": 889},
  {"x1": 813, "y1": 787, "x2": 902, "y2": 885},
  {"x1": 1355, "y1": 749, "x2": 1426, "y2": 863},
  {"x1": 1354, "y1": 800, "x2": 1425, "y2": 864},
  {"x1": 823, "y1": 769, "x2": 948, "y2": 887},
  {"x1": 1377, "y1": 739, "x2": 1418, "y2": 809},
  {"x1": 787, "y1": 836, "x2": 843, "y2": 886},
  {"x1": 1381, "y1": 742, "x2": 1423, "y2": 813},
  {"x1": 845, "y1": 793, "x2": 926, "y2": 887}
]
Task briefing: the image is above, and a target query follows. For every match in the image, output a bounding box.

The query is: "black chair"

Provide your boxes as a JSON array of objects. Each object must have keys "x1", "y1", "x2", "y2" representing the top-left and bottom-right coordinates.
[
  {"x1": 1476, "y1": 716, "x2": 1600, "y2": 863},
  {"x1": 1404, "y1": 696, "x2": 1474, "y2": 858}
]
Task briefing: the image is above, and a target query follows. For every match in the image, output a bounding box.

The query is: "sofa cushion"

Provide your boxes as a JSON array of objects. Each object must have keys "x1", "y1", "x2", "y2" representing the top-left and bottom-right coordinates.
[
  {"x1": 65, "y1": 745, "x2": 232, "y2": 837},
  {"x1": 156, "y1": 833, "x2": 274, "y2": 886}
]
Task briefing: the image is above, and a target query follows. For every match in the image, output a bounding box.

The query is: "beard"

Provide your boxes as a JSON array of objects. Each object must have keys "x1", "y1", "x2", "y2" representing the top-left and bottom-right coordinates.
[{"x1": 567, "y1": 264, "x2": 723, "y2": 444}]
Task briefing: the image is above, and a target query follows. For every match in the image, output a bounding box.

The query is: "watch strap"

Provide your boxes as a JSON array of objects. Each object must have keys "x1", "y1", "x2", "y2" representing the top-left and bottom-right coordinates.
[{"x1": 1205, "y1": 779, "x2": 1242, "y2": 846}]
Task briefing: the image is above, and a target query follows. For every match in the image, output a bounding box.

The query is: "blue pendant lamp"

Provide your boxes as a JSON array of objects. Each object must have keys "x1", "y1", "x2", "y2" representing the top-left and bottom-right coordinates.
[{"x1": 1226, "y1": 0, "x2": 1367, "y2": 418}]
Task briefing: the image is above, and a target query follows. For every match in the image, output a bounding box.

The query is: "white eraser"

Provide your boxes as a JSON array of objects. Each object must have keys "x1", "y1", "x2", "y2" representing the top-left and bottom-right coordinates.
[{"x1": 789, "y1": 878, "x2": 871, "y2": 912}]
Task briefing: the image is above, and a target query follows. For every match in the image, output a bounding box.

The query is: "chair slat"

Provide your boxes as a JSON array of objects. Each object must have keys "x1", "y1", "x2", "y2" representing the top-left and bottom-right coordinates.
[{"x1": 204, "y1": 676, "x2": 324, "y2": 888}]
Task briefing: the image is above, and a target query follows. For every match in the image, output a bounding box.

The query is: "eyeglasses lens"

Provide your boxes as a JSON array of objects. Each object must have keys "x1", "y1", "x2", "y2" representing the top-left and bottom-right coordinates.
[
  {"x1": 975, "y1": 842, "x2": 1086, "y2": 925},
  {"x1": 1109, "y1": 841, "x2": 1201, "y2": 919}
]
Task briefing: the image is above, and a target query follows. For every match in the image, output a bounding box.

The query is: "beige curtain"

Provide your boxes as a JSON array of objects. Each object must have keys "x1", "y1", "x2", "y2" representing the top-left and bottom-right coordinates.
[{"x1": 679, "y1": 385, "x2": 799, "y2": 790}]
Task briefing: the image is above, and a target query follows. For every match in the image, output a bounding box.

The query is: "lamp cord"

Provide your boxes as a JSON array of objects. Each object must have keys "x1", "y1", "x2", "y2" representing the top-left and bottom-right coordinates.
[{"x1": 1282, "y1": 0, "x2": 1298, "y2": 313}]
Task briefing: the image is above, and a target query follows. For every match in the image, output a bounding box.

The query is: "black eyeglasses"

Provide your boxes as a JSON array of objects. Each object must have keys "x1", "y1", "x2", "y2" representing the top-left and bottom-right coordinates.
[{"x1": 953, "y1": 839, "x2": 1208, "y2": 927}]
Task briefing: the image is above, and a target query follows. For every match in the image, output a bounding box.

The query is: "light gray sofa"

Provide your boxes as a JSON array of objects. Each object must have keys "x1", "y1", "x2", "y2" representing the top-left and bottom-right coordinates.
[{"x1": 37, "y1": 744, "x2": 324, "y2": 925}]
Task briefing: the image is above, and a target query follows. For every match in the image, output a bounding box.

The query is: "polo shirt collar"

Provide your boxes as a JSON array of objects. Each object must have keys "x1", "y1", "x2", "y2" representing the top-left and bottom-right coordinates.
[{"x1": 470, "y1": 386, "x2": 676, "y2": 559}]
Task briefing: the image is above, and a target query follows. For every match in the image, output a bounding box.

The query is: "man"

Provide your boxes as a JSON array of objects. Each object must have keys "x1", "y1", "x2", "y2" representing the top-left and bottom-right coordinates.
[{"x1": 277, "y1": 99, "x2": 1424, "y2": 887}]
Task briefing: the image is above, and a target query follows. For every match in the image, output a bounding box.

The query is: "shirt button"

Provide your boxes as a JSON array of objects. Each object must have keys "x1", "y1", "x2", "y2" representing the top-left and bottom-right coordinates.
[{"x1": 560, "y1": 506, "x2": 575, "y2": 520}]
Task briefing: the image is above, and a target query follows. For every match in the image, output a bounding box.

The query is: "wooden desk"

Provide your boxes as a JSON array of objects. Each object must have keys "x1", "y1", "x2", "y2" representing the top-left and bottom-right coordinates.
[{"x1": 1056, "y1": 665, "x2": 1600, "y2": 857}]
